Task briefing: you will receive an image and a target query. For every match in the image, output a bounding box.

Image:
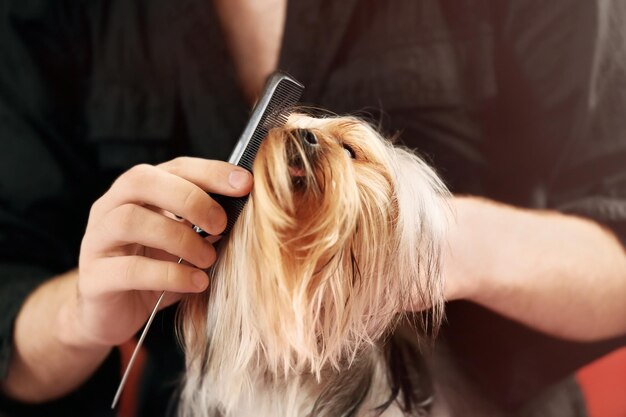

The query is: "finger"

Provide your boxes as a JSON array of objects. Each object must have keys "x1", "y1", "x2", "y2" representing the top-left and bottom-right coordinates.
[
  {"x1": 81, "y1": 256, "x2": 209, "y2": 296},
  {"x1": 89, "y1": 204, "x2": 216, "y2": 269},
  {"x1": 148, "y1": 291, "x2": 185, "y2": 313},
  {"x1": 145, "y1": 205, "x2": 194, "y2": 228},
  {"x1": 92, "y1": 164, "x2": 228, "y2": 235},
  {"x1": 159, "y1": 157, "x2": 253, "y2": 196}
]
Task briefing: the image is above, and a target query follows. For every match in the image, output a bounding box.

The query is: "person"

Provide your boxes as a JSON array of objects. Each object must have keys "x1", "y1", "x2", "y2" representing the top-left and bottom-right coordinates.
[{"x1": 1, "y1": 0, "x2": 625, "y2": 416}]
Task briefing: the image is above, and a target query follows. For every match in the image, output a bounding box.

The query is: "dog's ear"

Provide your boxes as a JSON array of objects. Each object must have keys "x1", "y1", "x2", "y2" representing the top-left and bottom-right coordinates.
[
  {"x1": 309, "y1": 352, "x2": 375, "y2": 417},
  {"x1": 384, "y1": 323, "x2": 435, "y2": 415},
  {"x1": 389, "y1": 146, "x2": 449, "y2": 334}
]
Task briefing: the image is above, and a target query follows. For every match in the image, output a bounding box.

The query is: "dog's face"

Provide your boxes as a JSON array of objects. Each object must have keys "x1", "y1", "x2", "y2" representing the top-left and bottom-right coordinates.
[{"x1": 180, "y1": 114, "x2": 449, "y2": 413}]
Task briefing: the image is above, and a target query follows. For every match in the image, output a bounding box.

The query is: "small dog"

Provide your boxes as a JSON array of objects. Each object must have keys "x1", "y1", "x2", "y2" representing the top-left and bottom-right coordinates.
[{"x1": 177, "y1": 114, "x2": 450, "y2": 417}]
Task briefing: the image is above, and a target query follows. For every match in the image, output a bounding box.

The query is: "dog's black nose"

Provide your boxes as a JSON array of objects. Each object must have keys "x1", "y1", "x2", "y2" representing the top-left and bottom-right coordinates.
[{"x1": 295, "y1": 129, "x2": 318, "y2": 146}]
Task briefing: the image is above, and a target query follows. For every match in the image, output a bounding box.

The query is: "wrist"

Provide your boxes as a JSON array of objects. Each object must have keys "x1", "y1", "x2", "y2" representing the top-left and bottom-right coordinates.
[
  {"x1": 3, "y1": 271, "x2": 111, "y2": 403},
  {"x1": 55, "y1": 273, "x2": 112, "y2": 353},
  {"x1": 57, "y1": 310, "x2": 113, "y2": 360},
  {"x1": 442, "y1": 196, "x2": 519, "y2": 303}
]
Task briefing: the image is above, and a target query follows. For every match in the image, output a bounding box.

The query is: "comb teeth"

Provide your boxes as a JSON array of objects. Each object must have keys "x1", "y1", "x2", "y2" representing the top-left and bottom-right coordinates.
[
  {"x1": 213, "y1": 196, "x2": 248, "y2": 235},
  {"x1": 233, "y1": 75, "x2": 305, "y2": 171},
  {"x1": 198, "y1": 72, "x2": 304, "y2": 237}
]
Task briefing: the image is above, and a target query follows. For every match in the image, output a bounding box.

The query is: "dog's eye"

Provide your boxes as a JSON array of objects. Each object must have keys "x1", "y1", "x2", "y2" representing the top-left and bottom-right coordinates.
[{"x1": 342, "y1": 144, "x2": 356, "y2": 159}]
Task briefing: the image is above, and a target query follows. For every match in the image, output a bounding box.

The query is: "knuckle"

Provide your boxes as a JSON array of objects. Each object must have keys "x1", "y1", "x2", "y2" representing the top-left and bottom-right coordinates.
[
  {"x1": 164, "y1": 261, "x2": 181, "y2": 289},
  {"x1": 182, "y1": 186, "x2": 206, "y2": 215},
  {"x1": 124, "y1": 257, "x2": 139, "y2": 286},
  {"x1": 104, "y1": 204, "x2": 139, "y2": 241},
  {"x1": 88, "y1": 199, "x2": 103, "y2": 220},
  {"x1": 78, "y1": 264, "x2": 97, "y2": 297},
  {"x1": 118, "y1": 204, "x2": 139, "y2": 232},
  {"x1": 121, "y1": 164, "x2": 154, "y2": 189},
  {"x1": 163, "y1": 157, "x2": 189, "y2": 175},
  {"x1": 130, "y1": 163, "x2": 154, "y2": 176},
  {"x1": 175, "y1": 225, "x2": 189, "y2": 249}
]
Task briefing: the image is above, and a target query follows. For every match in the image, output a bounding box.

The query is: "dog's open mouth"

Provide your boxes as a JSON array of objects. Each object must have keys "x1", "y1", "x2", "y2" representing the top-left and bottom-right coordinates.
[
  {"x1": 288, "y1": 156, "x2": 309, "y2": 189},
  {"x1": 289, "y1": 166, "x2": 306, "y2": 177},
  {"x1": 288, "y1": 151, "x2": 306, "y2": 176},
  {"x1": 286, "y1": 140, "x2": 308, "y2": 181}
]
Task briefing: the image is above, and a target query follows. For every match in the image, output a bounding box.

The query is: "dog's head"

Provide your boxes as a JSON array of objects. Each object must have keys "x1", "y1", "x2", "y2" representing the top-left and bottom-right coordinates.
[{"x1": 179, "y1": 114, "x2": 449, "y2": 412}]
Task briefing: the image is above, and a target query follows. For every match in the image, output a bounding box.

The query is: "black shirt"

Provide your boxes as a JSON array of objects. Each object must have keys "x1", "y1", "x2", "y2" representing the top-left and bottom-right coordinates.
[{"x1": 1, "y1": 0, "x2": 625, "y2": 416}]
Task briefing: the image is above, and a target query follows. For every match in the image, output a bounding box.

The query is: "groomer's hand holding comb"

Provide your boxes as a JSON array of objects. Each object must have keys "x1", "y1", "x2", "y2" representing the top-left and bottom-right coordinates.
[
  {"x1": 3, "y1": 158, "x2": 251, "y2": 403},
  {"x1": 3, "y1": 72, "x2": 301, "y2": 404},
  {"x1": 65, "y1": 159, "x2": 252, "y2": 348}
]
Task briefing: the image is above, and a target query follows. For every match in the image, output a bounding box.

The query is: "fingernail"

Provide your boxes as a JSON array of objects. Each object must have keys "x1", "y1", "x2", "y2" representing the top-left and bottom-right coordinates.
[
  {"x1": 192, "y1": 271, "x2": 208, "y2": 290},
  {"x1": 228, "y1": 170, "x2": 250, "y2": 189}
]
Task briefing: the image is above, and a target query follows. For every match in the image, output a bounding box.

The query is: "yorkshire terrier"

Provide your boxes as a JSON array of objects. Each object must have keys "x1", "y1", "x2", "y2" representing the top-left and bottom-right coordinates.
[{"x1": 177, "y1": 114, "x2": 450, "y2": 417}]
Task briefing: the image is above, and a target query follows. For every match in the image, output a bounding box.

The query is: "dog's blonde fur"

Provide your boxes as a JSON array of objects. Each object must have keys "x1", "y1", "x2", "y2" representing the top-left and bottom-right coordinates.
[{"x1": 178, "y1": 114, "x2": 449, "y2": 417}]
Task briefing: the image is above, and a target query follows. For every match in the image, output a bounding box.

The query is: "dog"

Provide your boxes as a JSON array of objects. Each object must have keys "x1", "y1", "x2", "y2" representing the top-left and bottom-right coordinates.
[{"x1": 177, "y1": 114, "x2": 450, "y2": 417}]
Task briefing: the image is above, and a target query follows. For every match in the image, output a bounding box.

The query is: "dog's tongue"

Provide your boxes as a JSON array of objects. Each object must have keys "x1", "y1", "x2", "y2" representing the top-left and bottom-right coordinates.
[{"x1": 289, "y1": 166, "x2": 306, "y2": 177}]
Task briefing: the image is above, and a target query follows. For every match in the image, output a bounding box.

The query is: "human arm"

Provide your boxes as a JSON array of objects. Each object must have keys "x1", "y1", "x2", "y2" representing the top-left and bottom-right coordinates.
[
  {"x1": 432, "y1": 0, "x2": 626, "y2": 341},
  {"x1": 421, "y1": 1, "x2": 626, "y2": 409},
  {"x1": 0, "y1": 1, "x2": 253, "y2": 404},
  {"x1": 0, "y1": 270, "x2": 110, "y2": 403},
  {"x1": 443, "y1": 195, "x2": 626, "y2": 341},
  {"x1": 0, "y1": 159, "x2": 253, "y2": 403}
]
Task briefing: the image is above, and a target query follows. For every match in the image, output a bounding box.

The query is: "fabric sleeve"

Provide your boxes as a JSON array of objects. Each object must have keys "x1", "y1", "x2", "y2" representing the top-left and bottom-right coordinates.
[
  {"x1": 484, "y1": 0, "x2": 626, "y2": 238},
  {"x1": 0, "y1": 1, "x2": 120, "y2": 415},
  {"x1": 0, "y1": 0, "x2": 88, "y2": 378},
  {"x1": 445, "y1": 0, "x2": 626, "y2": 411},
  {"x1": 545, "y1": 0, "x2": 626, "y2": 245}
]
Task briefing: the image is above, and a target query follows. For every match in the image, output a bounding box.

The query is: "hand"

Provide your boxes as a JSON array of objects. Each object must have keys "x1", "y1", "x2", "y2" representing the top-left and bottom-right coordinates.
[{"x1": 60, "y1": 157, "x2": 253, "y2": 348}]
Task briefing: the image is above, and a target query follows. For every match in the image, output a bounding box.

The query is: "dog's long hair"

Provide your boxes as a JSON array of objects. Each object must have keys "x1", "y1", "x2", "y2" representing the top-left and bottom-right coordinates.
[{"x1": 178, "y1": 114, "x2": 449, "y2": 417}]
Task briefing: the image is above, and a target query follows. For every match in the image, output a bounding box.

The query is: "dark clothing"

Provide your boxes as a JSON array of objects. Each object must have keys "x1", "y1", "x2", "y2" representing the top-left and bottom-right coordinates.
[{"x1": 1, "y1": 0, "x2": 625, "y2": 416}]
